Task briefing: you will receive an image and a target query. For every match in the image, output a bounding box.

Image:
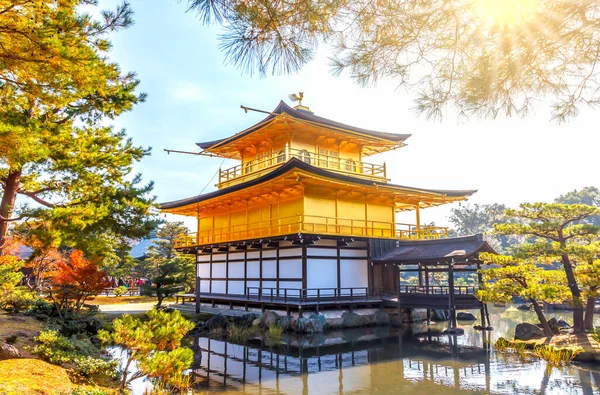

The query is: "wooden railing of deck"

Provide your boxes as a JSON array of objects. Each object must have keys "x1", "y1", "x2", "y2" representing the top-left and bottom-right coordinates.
[
  {"x1": 218, "y1": 148, "x2": 387, "y2": 187},
  {"x1": 174, "y1": 214, "x2": 449, "y2": 247}
]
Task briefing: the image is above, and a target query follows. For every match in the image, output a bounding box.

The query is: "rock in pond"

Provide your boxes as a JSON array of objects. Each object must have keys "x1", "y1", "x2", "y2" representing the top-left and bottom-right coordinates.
[
  {"x1": 232, "y1": 313, "x2": 257, "y2": 329},
  {"x1": 0, "y1": 343, "x2": 21, "y2": 360},
  {"x1": 277, "y1": 316, "x2": 293, "y2": 331},
  {"x1": 557, "y1": 319, "x2": 571, "y2": 328},
  {"x1": 342, "y1": 311, "x2": 362, "y2": 328},
  {"x1": 252, "y1": 318, "x2": 262, "y2": 327},
  {"x1": 261, "y1": 310, "x2": 279, "y2": 328},
  {"x1": 547, "y1": 318, "x2": 561, "y2": 335},
  {"x1": 374, "y1": 310, "x2": 390, "y2": 325},
  {"x1": 308, "y1": 313, "x2": 326, "y2": 333},
  {"x1": 517, "y1": 304, "x2": 531, "y2": 311},
  {"x1": 515, "y1": 322, "x2": 545, "y2": 340},
  {"x1": 206, "y1": 313, "x2": 228, "y2": 330},
  {"x1": 456, "y1": 312, "x2": 477, "y2": 321}
]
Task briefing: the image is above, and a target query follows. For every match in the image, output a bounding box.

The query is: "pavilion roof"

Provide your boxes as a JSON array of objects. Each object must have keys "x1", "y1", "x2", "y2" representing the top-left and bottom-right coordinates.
[
  {"x1": 160, "y1": 158, "x2": 476, "y2": 215},
  {"x1": 196, "y1": 101, "x2": 412, "y2": 157},
  {"x1": 370, "y1": 234, "x2": 496, "y2": 265}
]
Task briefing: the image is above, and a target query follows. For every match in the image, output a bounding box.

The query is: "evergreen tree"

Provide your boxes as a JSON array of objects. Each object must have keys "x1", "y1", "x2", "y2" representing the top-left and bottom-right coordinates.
[
  {"x1": 478, "y1": 253, "x2": 569, "y2": 338},
  {"x1": 494, "y1": 203, "x2": 600, "y2": 334},
  {"x1": 187, "y1": 0, "x2": 600, "y2": 122},
  {"x1": 0, "y1": 1, "x2": 158, "y2": 257},
  {"x1": 140, "y1": 222, "x2": 195, "y2": 307}
]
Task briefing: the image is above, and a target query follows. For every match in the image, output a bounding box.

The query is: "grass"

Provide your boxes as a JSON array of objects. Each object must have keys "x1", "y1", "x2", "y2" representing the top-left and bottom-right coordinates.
[
  {"x1": 495, "y1": 336, "x2": 584, "y2": 365},
  {"x1": 267, "y1": 324, "x2": 284, "y2": 342},
  {"x1": 533, "y1": 344, "x2": 580, "y2": 366},
  {"x1": 228, "y1": 325, "x2": 258, "y2": 343},
  {"x1": 0, "y1": 311, "x2": 44, "y2": 358}
]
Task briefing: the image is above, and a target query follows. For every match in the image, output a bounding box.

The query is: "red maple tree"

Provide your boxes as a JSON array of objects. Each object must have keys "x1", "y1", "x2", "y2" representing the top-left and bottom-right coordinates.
[{"x1": 48, "y1": 250, "x2": 108, "y2": 317}]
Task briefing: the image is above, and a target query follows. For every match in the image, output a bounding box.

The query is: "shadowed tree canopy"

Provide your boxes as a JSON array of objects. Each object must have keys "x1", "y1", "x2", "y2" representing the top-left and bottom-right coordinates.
[
  {"x1": 0, "y1": 1, "x2": 158, "y2": 256},
  {"x1": 186, "y1": 0, "x2": 600, "y2": 122}
]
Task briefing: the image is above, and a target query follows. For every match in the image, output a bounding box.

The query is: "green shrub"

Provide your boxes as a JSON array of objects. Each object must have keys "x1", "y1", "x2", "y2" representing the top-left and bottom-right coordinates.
[
  {"x1": 26, "y1": 298, "x2": 56, "y2": 319},
  {"x1": 73, "y1": 356, "x2": 119, "y2": 379},
  {"x1": 0, "y1": 287, "x2": 36, "y2": 313},
  {"x1": 30, "y1": 330, "x2": 79, "y2": 364},
  {"x1": 112, "y1": 286, "x2": 128, "y2": 297},
  {"x1": 31, "y1": 330, "x2": 118, "y2": 379},
  {"x1": 593, "y1": 327, "x2": 600, "y2": 342}
]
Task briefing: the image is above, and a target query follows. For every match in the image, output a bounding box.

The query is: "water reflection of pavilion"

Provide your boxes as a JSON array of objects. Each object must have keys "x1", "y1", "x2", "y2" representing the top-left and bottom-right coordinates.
[{"x1": 191, "y1": 328, "x2": 494, "y2": 393}]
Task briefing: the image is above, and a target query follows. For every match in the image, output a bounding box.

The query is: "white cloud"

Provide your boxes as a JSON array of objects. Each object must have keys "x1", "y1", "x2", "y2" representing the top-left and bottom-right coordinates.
[{"x1": 169, "y1": 82, "x2": 206, "y2": 102}]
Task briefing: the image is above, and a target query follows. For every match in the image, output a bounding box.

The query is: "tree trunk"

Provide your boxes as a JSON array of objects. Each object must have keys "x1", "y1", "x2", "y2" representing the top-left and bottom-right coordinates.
[
  {"x1": 584, "y1": 295, "x2": 596, "y2": 331},
  {"x1": 530, "y1": 298, "x2": 554, "y2": 338},
  {"x1": 0, "y1": 168, "x2": 22, "y2": 254},
  {"x1": 562, "y1": 254, "x2": 585, "y2": 334}
]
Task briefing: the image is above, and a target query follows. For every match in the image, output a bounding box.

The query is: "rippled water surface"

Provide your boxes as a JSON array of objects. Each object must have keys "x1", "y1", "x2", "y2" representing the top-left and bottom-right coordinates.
[{"x1": 119, "y1": 306, "x2": 600, "y2": 394}]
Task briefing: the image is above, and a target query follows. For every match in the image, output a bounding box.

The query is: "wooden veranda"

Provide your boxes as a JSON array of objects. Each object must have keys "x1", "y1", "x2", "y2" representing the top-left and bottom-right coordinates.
[{"x1": 371, "y1": 234, "x2": 496, "y2": 329}]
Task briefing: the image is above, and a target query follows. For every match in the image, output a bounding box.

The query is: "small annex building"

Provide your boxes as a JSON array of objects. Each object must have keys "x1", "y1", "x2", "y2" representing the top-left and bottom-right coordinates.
[{"x1": 161, "y1": 100, "x2": 489, "y2": 317}]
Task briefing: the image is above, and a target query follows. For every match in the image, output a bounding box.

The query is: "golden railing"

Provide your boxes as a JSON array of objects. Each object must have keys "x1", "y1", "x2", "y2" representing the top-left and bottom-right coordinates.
[
  {"x1": 218, "y1": 148, "x2": 387, "y2": 187},
  {"x1": 174, "y1": 214, "x2": 448, "y2": 247}
]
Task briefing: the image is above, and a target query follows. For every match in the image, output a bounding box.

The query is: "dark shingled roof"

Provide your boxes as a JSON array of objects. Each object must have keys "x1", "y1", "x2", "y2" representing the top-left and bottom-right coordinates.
[
  {"x1": 160, "y1": 158, "x2": 476, "y2": 209},
  {"x1": 197, "y1": 101, "x2": 411, "y2": 150},
  {"x1": 371, "y1": 234, "x2": 495, "y2": 264}
]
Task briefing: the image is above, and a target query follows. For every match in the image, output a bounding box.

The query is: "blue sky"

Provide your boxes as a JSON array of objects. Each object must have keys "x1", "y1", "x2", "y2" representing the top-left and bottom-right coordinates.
[{"x1": 100, "y1": 0, "x2": 600, "y2": 230}]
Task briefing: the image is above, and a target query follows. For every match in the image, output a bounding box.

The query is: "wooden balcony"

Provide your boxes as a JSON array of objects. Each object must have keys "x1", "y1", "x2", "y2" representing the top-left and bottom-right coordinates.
[
  {"x1": 174, "y1": 214, "x2": 449, "y2": 248},
  {"x1": 218, "y1": 148, "x2": 387, "y2": 188}
]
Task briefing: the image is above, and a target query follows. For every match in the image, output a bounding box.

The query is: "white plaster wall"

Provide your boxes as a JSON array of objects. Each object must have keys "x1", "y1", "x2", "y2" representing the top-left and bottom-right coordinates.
[
  {"x1": 307, "y1": 247, "x2": 337, "y2": 257},
  {"x1": 262, "y1": 249, "x2": 277, "y2": 258},
  {"x1": 340, "y1": 249, "x2": 368, "y2": 257},
  {"x1": 212, "y1": 261, "x2": 226, "y2": 278},
  {"x1": 279, "y1": 248, "x2": 302, "y2": 257},
  {"x1": 197, "y1": 254, "x2": 210, "y2": 262},
  {"x1": 212, "y1": 254, "x2": 227, "y2": 262},
  {"x1": 340, "y1": 259, "x2": 368, "y2": 289},
  {"x1": 279, "y1": 258, "x2": 302, "y2": 278},
  {"x1": 198, "y1": 264, "x2": 210, "y2": 278},
  {"x1": 246, "y1": 280, "x2": 260, "y2": 290},
  {"x1": 247, "y1": 260, "x2": 260, "y2": 278},
  {"x1": 307, "y1": 258, "x2": 337, "y2": 294},
  {"x1": 262, "y1": 260, "x2": 277, "y2": 278},
  {"x1": 314, "y1": 239, "x2": 337, "y2": 247},
  {"x1": 262, "y1": 280, "x2": 276, "y2": 290},
  {"x1": 229, "y1": 252, "x2": 245, "y2": 260},
  {"x1": 212, "y1": 280, "x2": 226, "y2": 294},
  {"x1": 247, "y1": 251, "x2": 260, "y2": 259},
  {"x1": 199, "y1": 279, "x2": 210, "y2": 293},
  {"x1": 228, "y1": 280, "x2": 245, "y2": 295},
  {"x1": 228, "y1": 262, "x2": 244, "y2": 278}
]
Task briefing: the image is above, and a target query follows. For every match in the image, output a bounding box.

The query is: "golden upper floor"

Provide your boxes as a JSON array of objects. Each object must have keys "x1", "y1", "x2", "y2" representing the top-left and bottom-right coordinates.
[{"x1": 197, "y1": 101, "x2": 410, "y2": 189}]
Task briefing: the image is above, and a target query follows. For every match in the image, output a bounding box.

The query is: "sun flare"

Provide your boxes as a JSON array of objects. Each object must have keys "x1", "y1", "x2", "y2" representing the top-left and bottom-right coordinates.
[{"x1": 474, "y1": 0, "x2": 539, "y2": 26}]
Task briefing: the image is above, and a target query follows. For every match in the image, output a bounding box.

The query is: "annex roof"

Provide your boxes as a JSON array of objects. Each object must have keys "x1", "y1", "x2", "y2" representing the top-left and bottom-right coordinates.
[
  {"x1": 161, "y1": 158, "x2": 476, "y2": 214},
  {"x1": 370, "y1": 234, "x2": 495, "y2": 264},
  {"x1": 197, "y1": 101, "x2": 412, "y2": 157}
]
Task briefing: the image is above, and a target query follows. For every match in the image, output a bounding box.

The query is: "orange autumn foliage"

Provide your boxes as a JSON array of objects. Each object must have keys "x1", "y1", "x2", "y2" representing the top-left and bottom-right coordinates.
[{"x1": 48, "y1": 250, "x2": 108, "y2": 315}]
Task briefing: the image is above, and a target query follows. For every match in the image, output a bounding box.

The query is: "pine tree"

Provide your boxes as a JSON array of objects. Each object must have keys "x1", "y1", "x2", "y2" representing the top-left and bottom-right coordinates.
[
  {"x1": 187, "y1": 0, "x2": 600, "y2": 122},
  {"x1": 0, "y1": 1, "x2": 158, "y2": 256},
  {"x1": 140, "y1": 222, "x2": 195, "y2": 307},
  {"x1": 494, "y1": 203, "x2": 600, "y2": 334}
]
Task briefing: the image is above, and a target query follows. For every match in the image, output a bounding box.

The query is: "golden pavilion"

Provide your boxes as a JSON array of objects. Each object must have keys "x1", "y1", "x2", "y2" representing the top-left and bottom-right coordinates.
[{"x1": 161, "y1": 100, "x2": 484, "y2": 315}]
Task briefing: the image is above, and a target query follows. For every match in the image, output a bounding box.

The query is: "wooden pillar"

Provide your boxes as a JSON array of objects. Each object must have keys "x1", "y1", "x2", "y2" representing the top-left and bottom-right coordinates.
[
  {"x1": 448, "y1": 262, "x2": 457, "y2": 328},
  {"x1": 243, "y1": 250, "x2": 248, "y2": 296},
  {"x1": 209, "y1": 251, "x2": 213, "y2": 294},
  {"x1": 418, "y1": 263, "x2": 423, "y2": 287},
  {"x1": 415, "y1": 203, "x2": 421, "y2": 239},
  {"x1": 225, "y1": 249, "x2": 229, "y2": 294},
  {"x1": 195, "y1": 271, "x2": 201, "y2": 314},
  {"x1": 336, "y1": 243, "x2": 341, "y2": 290}
]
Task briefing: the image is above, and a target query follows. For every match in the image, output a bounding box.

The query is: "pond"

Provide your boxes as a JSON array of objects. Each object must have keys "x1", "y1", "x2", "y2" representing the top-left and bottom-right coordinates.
[{"x1": 115, "y1": 306, "x2": 600, "y2": 394}]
